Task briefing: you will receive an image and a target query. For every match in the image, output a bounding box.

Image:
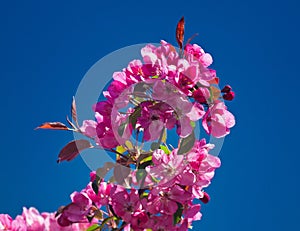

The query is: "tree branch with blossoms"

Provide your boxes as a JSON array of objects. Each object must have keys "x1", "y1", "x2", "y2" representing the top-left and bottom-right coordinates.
[{"x1": 0, "y1": 17, "x2": 235, "y2": 231}]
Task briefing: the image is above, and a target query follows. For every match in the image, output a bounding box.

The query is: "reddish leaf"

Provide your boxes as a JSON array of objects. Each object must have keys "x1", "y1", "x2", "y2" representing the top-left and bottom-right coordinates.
[
  {"x1": 176, "y1": 16, "x2": 185, "y2": 50},
  {"x1": 113, "y1": 164, "x2": 131, "y2": 186},
  {"x1": 186, "y1": 33, "x2": 199, "y2": 46},
  {"x1": 208, "y1": 77, "x2": 219, "y2": 85},
  {"x1": 71, "y1": 97, "x2": 79, "y2": 127},
  {"x1": 35, "y1": 122, "x2": 70, "y2": 130},
  {"x1": 66, "y1": 115, "x2": 77, "y2": 130},
  {"x1": 57, "y1": 139, "x2": 93, "y2": 163},
  {"x1": 177, "y1": 131, "x2": 195, "y2": 155},
  {"x1": 55, "y1": 206, "x2": 65, "y2": 217},
  {"x1": 96, "y1": 162, "x2": 115, "y2": 179},
  {"x1": 210, "y1": 86, "x2": 221, "y2": 101}
]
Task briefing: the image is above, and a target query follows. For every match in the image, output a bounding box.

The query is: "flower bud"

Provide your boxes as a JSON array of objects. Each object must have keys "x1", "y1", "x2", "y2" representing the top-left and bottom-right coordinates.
[
  {"x1": 221, "y1": 85, "x2": 232, "y2": 93},
  {"x1": 223, "y1": 91, "x2": 235, "y2": 101},
  {"x1": 200, "y1": 192, "x2": 210, "y2": 204}
]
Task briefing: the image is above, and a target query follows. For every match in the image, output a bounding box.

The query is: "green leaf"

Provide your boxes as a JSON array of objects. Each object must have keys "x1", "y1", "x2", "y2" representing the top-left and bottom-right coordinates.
[
  {"x1": 160, "y1": 145, "x2": 170, "y2": 154},
  {"x1": 94, "y1": 209, "x2": 103, "y2": 220},
  {"x1": 99, "y1": 217, "x2": 115, "y2": 230},
  {"x1": 129, "y1": 106, "x2": 141, "y2": 129},
  {"x1": 173, "y1": 202, "x2": 184, "y2": 225},
  {"x1": 177, "y1": 131, "x2": 195, "y2": 155},
  {"x1": 140, "y1": 155, "x2": 153, "y2": 164},
  {"x1": 116, "y1": 145, "x2": 126, "y2": 154},
  {"x1": 87, "y1": 215, "x2": 94, "y2": 223},
  {"x1": 92, "y1": 179, "x2": 99, "y2": 194},
  {"x1": 151, "y1": 142, "x2": 160, "y2": 150},
  {"x1": 136, "y1": 159, "x2": 153, "y2": 185},
  {"x1": 117, "y1": 121, "x2": 127, "y2": 137},
  {"x1": 86, "y1": 224, "x2": 101, "y2": 231},
  {"x1": 190, "y1": 120, "x2": 196, "y2": 128},
  {"x1": 136, "y1": 169, "x2": 146, "y2": 182},
  {"x1": 142, "y1": 191, "x2": 149, "y2": 198},
  {"x1": 138, "y1": 160, "x2": 152, "y2": 169}
]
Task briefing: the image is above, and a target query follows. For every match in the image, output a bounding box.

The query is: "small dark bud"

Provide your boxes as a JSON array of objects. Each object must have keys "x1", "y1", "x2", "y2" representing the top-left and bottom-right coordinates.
[
  {"x1": 223, "y1": 91, "x2": 235, "y2": 101},
  {"x1": 221, "y1": 85, "x2": 232, "y2": 93},
  {"x1": 200, "y1": 192, "x2": 210, "y2": 204}
]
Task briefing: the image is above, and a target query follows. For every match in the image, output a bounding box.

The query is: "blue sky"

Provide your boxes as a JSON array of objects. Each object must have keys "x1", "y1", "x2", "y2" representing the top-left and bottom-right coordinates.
[{"x1": 0, "y1": 0, "x2": 299, "y2": 230}]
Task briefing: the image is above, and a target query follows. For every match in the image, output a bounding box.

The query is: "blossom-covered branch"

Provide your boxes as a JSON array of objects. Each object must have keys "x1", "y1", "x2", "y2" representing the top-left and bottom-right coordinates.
[{"x1": 1, "y1": 17, "x2": 235, "y2": 231}]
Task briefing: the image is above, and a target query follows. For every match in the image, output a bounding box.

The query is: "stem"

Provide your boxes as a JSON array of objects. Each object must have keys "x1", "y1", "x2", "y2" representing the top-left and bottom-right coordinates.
[{"x1": 105, "y1": 148, "x2": 129, "y2": 160}]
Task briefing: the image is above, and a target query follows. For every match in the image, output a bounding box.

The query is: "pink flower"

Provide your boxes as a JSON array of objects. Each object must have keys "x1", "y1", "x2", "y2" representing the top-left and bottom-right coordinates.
[
  {"x1": 146, "y1": 149, "x2": 186, "y2": 186},
  {"x1": 43, "y1": 212, "x2": 97, "y2": 231},
  {"x1": 80, "y1": 120, "x2": 97, "y2": 138},
  {"x1": 184, "y1": 43, "x2": 213, "y2": 67},
  {"x1": 141, "y1": 41, "x2": 180, "y2": 81},
  {"x1": 186, "y1": 139, "x2": 214, "y2": 170},
  {"x1": 57, "y1": 192, "x2": 92, "y2": 227},
  {"x1": 110, "y1": 187, "x2": 142, "y2": 222},
  {"x1": 71, "y1": 191, "x2": 92, "y2": 206},
  {"x1": 183, "y1": 204, "x2": 202, "y2": 222},
  {"x1": 73, "y1": 222, "x2": 97, "y2": 230},
  {"x1": 93, "y1": 101, "x2": 112, "y2": 123},
  {"x1": 125, "y1": 59, "x2": 154, "y2": 81},
  {"x1": 0, "y1": 214, "x2": 12, "y2": 230},
  {"x1": 11, "y1": 215, "x2": 26, "y2": 231},
  {"x1": 153, "y1": 185, "x2": 192, "y2": 205},
  {"x1": 111, "y1": 110, "x2": 133, "y2": 143},
  {"x1": 152, "y1": 80, "x2": 200, "y2": 137},
  {"x1": 136, "y1": 101, "x2": 174, "y2": 141},
  {"x1": 149, "y1": 215, "x2": 177, "y2": 231},
  {"x1": 192, "y1": 87, "x2": 210, "y2": 104},
  {"x1": 96, "y1": 128, "x2": 119, "y2": 148},
  {"x1": 85, "y1": 181, "x2": 112, "y2": 206},
  {"x1": 22, "y1": 207, "x2": 45, "y2": 231},
  {"x1": 179, "y1": 203, "x2": 202, "y2": 229},
  {"x1": 181, "y1": 139, "x2": 221, "y2": 198},
  {"x1": 186, "y1": 102, "x2": 205, "y2": 121},
  {"x1": 172, "y1": 59, "x2": 201, "y2": 95},
  {"x1": 105, "y1": 80, "x2": 127, "y2": 103},
  {"x1": 129, "y1": 211, "x2": 149, "y2": 230},
  {"x1": 89, "y1": 171, "x2": 96, "y2": 182},
  {"x1": 202, "y1": 101, "x2": 235, "y2": 138},
  {"x1": 42, "y1": 212, "x2": 72, "y2": 231}
]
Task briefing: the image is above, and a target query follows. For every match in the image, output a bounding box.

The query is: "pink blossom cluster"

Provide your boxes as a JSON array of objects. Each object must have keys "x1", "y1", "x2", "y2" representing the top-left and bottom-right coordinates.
[
  {"x1": 59, "y1": 40, "x2": 236, "y2": 230},
  {"x1": 54, "y1": 139, "x2": 220, "y2": 230},
  {"x1": 2, "y1": 37, "x2": 235, "y2": 230},
  {"x1": 0, "y1": 207, "x2": 93, "y2": 231},
  {"x1": 80, "y1": 40, "x2": 235, "y2": 150}
]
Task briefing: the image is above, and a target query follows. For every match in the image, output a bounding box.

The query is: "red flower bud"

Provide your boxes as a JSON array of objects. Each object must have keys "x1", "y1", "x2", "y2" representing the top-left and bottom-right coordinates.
[
  {"x1": 221, "y1": 85, "x2": 232, "y2": 93},
  {"x1": 223, "y1": 91, "x2": 235, "y2": 101},
  {"x1": 200, "y1": 192, "x2": 210, "y2": 204}
]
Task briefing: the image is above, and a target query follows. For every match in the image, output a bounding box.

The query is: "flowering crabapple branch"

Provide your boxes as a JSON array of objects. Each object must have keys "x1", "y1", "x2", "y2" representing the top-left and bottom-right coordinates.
[{"x1": 1, "y1": 17, "x2": 235, "y2": 231}]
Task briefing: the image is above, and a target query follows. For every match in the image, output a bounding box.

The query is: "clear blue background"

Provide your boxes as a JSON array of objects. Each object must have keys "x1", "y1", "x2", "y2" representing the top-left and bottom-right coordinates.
[{"x1": 0, "y1": 0, "x2": 299, "y2": 230}]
